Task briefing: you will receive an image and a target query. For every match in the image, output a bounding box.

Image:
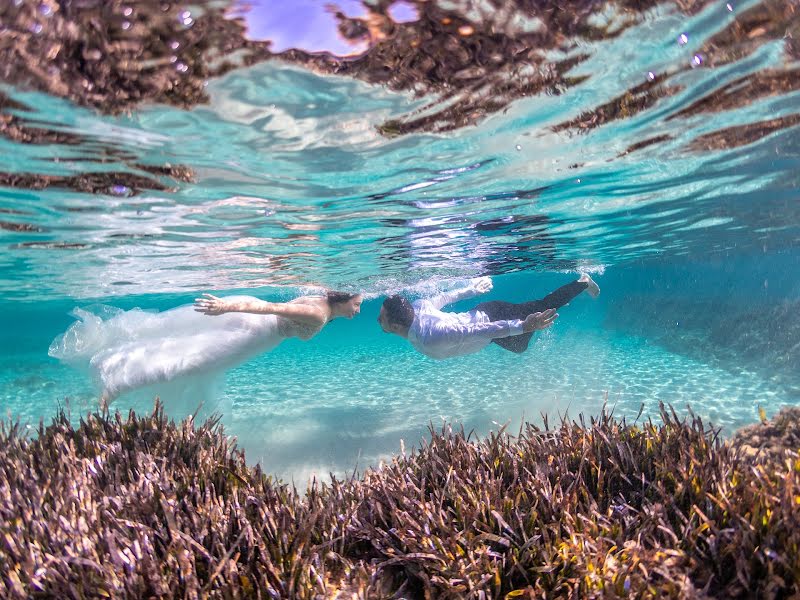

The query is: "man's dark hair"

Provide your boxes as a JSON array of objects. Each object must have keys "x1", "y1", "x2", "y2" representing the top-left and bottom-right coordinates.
[
  {"x1": 381, "y1": 295, "x2": 415, "y2": 327},
  {"x1": 326, "y1": 291, "x2": 358, "y2": 305}
]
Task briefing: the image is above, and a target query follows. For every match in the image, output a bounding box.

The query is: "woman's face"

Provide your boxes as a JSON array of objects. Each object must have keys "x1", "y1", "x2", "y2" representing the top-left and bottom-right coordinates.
[{"x1": 339, "y1": 295, "x2": 363, "y2": 318}]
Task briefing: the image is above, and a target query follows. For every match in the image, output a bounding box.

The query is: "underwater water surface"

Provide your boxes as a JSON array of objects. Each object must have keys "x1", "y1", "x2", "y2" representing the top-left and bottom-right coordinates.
[{"x1": 0, "y1": 0, "x2": 798, "y2": 483}]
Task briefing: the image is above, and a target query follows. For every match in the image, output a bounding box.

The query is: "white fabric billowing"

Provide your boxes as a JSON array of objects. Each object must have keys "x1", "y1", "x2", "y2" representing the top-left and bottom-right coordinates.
[{"x1": 49, "y1": 296, "x2": 297, "y2": 410}]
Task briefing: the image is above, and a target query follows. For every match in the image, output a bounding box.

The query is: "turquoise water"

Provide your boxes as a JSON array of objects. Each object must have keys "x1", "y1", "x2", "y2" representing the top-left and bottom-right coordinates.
[{"x1": 1, "y1": 0, "x2": 799, "y2": 483}]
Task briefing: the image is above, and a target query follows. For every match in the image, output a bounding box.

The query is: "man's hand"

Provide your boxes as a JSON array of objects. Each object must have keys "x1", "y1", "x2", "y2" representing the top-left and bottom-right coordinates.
[
  {"x1": 194, "y1": 293, "x2": 231, "y2": 315},
  {"x1": 472, "y1": 276, "x2": 493, "y2": 294},
  {"x1": 522, "y1": 308, "x2": 557, "y2": 333}
]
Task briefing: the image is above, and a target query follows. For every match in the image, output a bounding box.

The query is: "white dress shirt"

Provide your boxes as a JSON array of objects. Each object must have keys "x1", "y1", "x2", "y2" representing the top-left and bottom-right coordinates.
[{"x1": 407, "y1": 280, "x2": 524, "y2": 360}]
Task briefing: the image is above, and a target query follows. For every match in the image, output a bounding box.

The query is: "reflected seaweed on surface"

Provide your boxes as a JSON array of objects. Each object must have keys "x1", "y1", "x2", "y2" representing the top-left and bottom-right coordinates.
[
  {"x1": 289, "y1": 0, "x2": 667, "y2": 135},
  {"x1": 619, "y1": 133, "x2": 674, "y2": 156},
  {"x1": 0, "y1": 219, "x2": 42, "y2": 232},
  {"x1": 0, "y1": 92, "x2": 89, "y2": 145},
  {"x1": 701, "y1": 0, "x2": 800, "y2": 67},
  {"x1": 0, "y1": 91, "x2": 196, "y2": 195},
  {"x1": 0, "y1": 168, "x2": 192, "y2": 195},
  {"x1": 0, "y1": 0, "x2": 271, "y2": 114},
  {"x1": 1, "y1": 0, "x2": 799, "y2": 133},
  {"x1": 1, "y1": 0, "x2": 799, "y2": 141},
  {"x1": 687, "y1": 112, "x2": 800, "y2": 151},
  {"x1": 551, "y1": 0, "x2": 799, "y2": 138},
  {"x1": 551, "y1": 78, "x2": 684, "y2": 134},
  {"x1": 290, "y1": 0, "x2": 792, "y2": 137},
  {"x1": 667, "y1": 68, "x2": 800, "y2": 122}
]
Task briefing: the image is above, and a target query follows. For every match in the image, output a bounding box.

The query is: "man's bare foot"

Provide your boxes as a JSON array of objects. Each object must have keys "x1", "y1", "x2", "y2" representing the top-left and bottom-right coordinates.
[{"x1": 579, "y1": 273, "x2": 600, "y2": 298}]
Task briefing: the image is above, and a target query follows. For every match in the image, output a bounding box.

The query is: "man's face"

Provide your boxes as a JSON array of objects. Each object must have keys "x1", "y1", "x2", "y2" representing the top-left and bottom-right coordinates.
[{"x1": 377, "y1": 306, "x2": 393, "y2": 334}]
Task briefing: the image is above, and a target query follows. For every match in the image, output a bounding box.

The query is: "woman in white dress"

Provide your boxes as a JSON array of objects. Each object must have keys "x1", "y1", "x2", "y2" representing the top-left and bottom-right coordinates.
[{"x1": 49, "y1": 290, "x2": 363, "y2": 410}]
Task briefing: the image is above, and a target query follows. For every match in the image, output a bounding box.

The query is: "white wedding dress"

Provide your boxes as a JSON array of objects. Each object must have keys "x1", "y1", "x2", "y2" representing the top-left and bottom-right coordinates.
[{"x1": 49, "y1": 295, "x2": 324, "y2": 416}]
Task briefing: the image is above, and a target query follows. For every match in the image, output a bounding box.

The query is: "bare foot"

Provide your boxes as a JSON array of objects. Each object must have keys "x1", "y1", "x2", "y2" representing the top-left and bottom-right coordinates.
[{"x1": 579, "y1": 273, "x2": 600, "y2": 298}]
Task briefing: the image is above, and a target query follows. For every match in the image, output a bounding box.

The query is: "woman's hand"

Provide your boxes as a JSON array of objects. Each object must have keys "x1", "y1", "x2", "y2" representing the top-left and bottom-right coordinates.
[{"x1": 194, "y1": 293, "x2": 232, "y2": 316}]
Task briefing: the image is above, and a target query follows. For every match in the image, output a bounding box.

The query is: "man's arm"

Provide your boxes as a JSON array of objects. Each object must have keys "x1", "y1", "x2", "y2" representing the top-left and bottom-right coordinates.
[
  {"x1": 438, "y1": 319, "x2": 523, "y2": 341},
  {"x1": 428, "y1": 276, "x2": 493, "y2": 310},
  {"x1": 431, "y1": 308, "x2": 558, "y2": 342}
]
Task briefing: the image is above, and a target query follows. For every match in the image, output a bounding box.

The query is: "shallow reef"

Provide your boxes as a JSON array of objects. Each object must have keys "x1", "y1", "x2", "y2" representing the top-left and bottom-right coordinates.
[{"x1": 1, "y1": 401, "x2": 798, "y2": 599}]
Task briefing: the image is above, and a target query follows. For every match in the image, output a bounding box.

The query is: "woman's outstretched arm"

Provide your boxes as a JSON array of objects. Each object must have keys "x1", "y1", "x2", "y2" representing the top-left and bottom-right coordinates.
[{"x1": 194, "y1": 294, "x2": 325, "y2": 326}]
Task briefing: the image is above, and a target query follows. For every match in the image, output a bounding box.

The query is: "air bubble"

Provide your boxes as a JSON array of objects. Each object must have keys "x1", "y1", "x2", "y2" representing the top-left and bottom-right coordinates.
[{"x1": 678, "y1": 33, "x2": 689, "y2": 45}]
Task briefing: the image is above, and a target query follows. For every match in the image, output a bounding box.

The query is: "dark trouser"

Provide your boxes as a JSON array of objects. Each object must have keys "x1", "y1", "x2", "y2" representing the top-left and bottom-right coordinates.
[{"x1": 473, "y1": 279, "x2": 588, "y2": 354}]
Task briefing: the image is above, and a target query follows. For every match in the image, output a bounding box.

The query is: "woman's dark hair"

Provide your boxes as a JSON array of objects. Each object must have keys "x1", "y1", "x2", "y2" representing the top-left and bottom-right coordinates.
[
  {"x1": 381, "y1": 295, "x2": 415, "y2": 327},
  {"x1": 326, "y1": 290, "x2": 359, "y2": 305}
]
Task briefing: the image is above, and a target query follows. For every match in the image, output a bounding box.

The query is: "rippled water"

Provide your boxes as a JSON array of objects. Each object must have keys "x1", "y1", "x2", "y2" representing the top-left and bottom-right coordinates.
[{"x1": 0, "y1": 0, "x2": 798, "y2": 481}]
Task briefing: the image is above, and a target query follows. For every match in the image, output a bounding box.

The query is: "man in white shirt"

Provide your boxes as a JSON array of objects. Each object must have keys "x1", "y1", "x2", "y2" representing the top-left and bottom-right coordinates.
[{"x1": 377, "y1": 274, "x2": 599, "y2": 360}]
